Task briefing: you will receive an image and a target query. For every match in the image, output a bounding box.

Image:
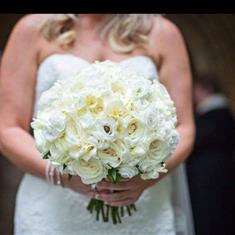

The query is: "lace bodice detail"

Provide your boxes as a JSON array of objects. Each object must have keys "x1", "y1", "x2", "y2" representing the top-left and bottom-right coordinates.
[{"x1": 14, "y1": 54, "x2": 192, "y2": 235}]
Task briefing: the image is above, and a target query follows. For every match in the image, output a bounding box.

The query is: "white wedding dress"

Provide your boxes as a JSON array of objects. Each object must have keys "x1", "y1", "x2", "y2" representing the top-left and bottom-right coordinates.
[{"x1": 14, "y1": 54, "x2": 194, "y2": 235}]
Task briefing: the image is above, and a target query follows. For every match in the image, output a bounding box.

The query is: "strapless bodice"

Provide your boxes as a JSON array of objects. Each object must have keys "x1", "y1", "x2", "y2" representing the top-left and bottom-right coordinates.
[
  {"x1": 14, "y1": 53, "x2": 194, "y2": 235},
  {"x1": 34, "y1": 54, "x2": 159, "y2": 115}
]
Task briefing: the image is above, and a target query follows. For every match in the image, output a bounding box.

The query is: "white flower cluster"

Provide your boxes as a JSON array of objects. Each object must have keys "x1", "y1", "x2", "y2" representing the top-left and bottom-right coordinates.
[{"x1": 31, "y1": 61, "x2": 179, "y2": 184}]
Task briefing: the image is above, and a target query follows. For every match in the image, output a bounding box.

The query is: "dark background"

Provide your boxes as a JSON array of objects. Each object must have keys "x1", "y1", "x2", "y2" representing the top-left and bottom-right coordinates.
[{"x1": 0, "y1": 14, "x2": 235, "y2": 235}]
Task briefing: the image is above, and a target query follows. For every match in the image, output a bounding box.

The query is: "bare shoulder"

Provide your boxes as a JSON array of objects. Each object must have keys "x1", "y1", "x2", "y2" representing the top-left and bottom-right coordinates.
[
  {"x1": 152, "y1": 16, "x2": 184, "y2": 41},
  {"x1": 10, "y1": 14, "x2": 51, "y2": 41},
  {"x1": 3, "y1": 14, "x2": 53, "y2": 60},
  {"x1": 147, "y1": 16, "x2": 189, "y2": 67},
  {"x1": 149, "y1": 16, "x2": 185, "y2": 53}
]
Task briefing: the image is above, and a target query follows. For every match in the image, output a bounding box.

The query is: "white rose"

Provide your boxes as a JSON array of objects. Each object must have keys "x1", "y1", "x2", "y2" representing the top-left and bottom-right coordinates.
[
  {"x1": 87, "y1": 134, "x2": 109, "y2": 150},
  {"x1": 110, "y1": 79, "x2": 128, "y2": 96},
  {"x1": 104, "y1": 99, "x2": 126, "y2": 119},
  {"x1": 38, "y1": 90, "x2": 57, "y2": 110},
  {"x1": 59, "y1": 94, "x2": 77, "y2": 113},
  {"x1": 59, "y1": 114, "x2": 93, "y2": 160},
  {"x1": 118, "y1": 165, "x2": 139, "y2": 178},
  {"x1": 92, "y1": 117, "x2": 117, "y2": 142},
  {"x1": 146, "y1": 136, "x2": 170, "y2": 162},
  {"x1": 33, "y1": 129, "x2": 51, "y2": 156},
  {"x1": 140, "y1": 168, "x2": 160, "y2": 180},
  {"x1": 69, "y1": 158, "x2": 107, "y2": 184},
  {"x1": 136, "y1": 105, "x2": 159, "y2": 130},
  {"x1": 64, "y1": 120, "x2": 97, "y2": 160},
  {"x1": 49, "y1": 139, "x2": 68, "y2": 162},
  {"x1": 98, "y1": 140, "x2": 129, "y2": 168},
  {"x1": 82, "y1": 90, "x2": 104, "y2": 113},
  {"x1": 140, "y1": 162, "x2": 168, "y2": 180},
  {"x1": 166, "y1": 129, "x2": 180, "y2": 153},
  {"x1": 78, "y1": 113, "x2": 97, "y2": 130},
  {"x1": 128, "y1": 78, "x2": 152, "y2": 100},
  {"x1": 130, "y1": 145, "x2": 146, "y2": 157},
  {"x1": 123, "y1": 116, "x2": 148, "y2": 147},
  {"x1": 42, "y1": 112, "x2": 66, "y2": 142},
  {"x1": 67, "y1": 139, "x2": 97, "y2": 161},
  {"x1": 138, "y1": 159, "x2": 160, "y2": 173},
  {"x1": 71, "y1": 88, "x2": 98, "y2": 114}
]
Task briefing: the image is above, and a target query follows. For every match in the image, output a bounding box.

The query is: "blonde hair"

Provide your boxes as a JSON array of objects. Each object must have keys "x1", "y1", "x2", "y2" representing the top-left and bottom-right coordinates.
[{"x1": 40, "y1": 14, "x2": 159, "y2": 53}]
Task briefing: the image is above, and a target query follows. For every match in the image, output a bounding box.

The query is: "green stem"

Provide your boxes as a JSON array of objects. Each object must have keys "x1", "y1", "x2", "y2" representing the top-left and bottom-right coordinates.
[
  {"x1": 95, "y1": 201, "x2": 101, "y2": 221},
  {"x1": 87, "y1": 198, "x2": 94, "y2": 212},
  {"x1": 105, "y1": 205, "x2": 110, "y2": 222},
  {"x1": 130, "y1": 203, "x2": 137, "y2": 212},
  {"x1": 111, "y1": 207, "x2": 117, "y2": 224},
  {"x1": 100, "y1": 202, "x2": 106, "y2": 222},
  {"x1": 115, "y1": 207, "x2": 122, "y2": 224},
  {"x1": 120, "y1": 206, "x2": 124, "y2": 217},
  {"x1": 90, "y1": 199, "x2": 97, "y2": 213},
  {"x1": 126, "y1": 205, "x2": 132, "y2": 216}
]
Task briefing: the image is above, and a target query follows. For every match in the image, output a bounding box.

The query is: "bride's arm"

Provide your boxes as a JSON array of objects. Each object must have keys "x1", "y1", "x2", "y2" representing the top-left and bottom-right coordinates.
[
  {"x1": 0, "y1": 15, "x2": 96, "y2": 198},
  {"x1": 0, "y1": 15, "x2": 46, "y2": 178},
  {"x1": 155, "y1": 18, "x2": 195, "y2": 173},
  {"x1": 96, "y1": 18, "x2": 195, "y2": 206}
]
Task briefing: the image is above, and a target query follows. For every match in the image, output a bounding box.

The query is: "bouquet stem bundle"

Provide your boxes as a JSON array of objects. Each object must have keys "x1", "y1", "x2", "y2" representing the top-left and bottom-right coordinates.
[{"x1": 86, "y1": 168, "x2": 137, "y2": 224}]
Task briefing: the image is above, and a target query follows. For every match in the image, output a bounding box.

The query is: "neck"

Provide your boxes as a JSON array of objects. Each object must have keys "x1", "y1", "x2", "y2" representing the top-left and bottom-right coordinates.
[{"x1": 77, "y1": 14, "x2": 112, "y2": 31}]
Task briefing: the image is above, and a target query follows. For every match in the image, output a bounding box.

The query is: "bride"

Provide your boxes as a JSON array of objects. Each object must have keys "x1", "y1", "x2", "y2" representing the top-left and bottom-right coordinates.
[{"x1": 0, "y1": 14, "x2": 195, "y2": 235}]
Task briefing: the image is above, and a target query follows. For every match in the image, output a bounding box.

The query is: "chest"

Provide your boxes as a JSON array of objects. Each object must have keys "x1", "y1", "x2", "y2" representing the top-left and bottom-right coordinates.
[{"x1": 41, "y1": 34, "x2": 160, "y2": 67}]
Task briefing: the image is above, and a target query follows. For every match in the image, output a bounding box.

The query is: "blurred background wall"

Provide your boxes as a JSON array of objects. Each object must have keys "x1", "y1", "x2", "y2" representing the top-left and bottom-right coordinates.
[{"x1": 0, "y1": 14, "x2": 234, "y2": 235}]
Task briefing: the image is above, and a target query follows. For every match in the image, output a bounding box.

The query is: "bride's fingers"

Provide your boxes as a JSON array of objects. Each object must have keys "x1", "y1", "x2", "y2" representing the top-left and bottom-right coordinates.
[
  {"x1": 105, "y1": 198, "x2": 135, "y2": 207},
  {"x1": 87, "y1": 191, "x2": 97, "y2": 198},
  {"x1": 96, "y1": 181, "x2": 135, "y2": 191},
  {"x1": 96, "y1": 190, "x2": 130, "y2": 202},
  {"x1": 96, "y1": 175, "x2": 144, "y2": 191}
]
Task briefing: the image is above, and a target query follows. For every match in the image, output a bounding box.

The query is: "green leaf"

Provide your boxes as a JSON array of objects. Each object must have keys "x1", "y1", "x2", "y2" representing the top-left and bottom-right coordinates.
[
  {"x1": 107, "y1": 168, "x2": 122, "y2": 184},
  {"x1": 112, "y1": 169, "x2": 117, "y2": 182},
  {"x1": 42, "y1": 154, "x2": 49, "y2": 159},
  {"x1": 116, "y1": 172, "x2": 122, "y2": 183},
  {"x1": 43, "y1": 151, "x2": 50, "y2": 159}
]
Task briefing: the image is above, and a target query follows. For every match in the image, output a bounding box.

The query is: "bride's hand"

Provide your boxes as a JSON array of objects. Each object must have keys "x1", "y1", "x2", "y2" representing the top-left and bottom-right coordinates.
[
  {"x1": 63, "y1": 175, "x2": 97, "y2": 198},
  {"x1": 95, "y1": 176, "x2": 159, "y2": 207}
]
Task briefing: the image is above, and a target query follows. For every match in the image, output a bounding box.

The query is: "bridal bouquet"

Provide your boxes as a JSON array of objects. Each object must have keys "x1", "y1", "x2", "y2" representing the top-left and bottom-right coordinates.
[{"x1": 31, "y1": 61, "x2": 179, "y2": 224}]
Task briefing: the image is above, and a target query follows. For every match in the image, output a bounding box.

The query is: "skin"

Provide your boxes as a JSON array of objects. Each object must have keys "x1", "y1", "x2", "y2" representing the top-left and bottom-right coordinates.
[{"x1": 0, "y1": 14, "x2": 195, "y2": 207}]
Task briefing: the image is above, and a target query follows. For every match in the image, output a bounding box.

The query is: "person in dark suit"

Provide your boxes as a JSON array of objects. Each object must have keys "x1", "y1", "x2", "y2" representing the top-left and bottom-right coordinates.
[{"x1": 186, "y1": 74, "x2": 235, "y2": 235}]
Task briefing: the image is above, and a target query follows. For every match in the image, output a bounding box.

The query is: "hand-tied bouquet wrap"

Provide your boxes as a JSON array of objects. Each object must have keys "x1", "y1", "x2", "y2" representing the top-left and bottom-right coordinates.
[{"x1": 31, "y1": 61, "x2": 179, "y2": 224}]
